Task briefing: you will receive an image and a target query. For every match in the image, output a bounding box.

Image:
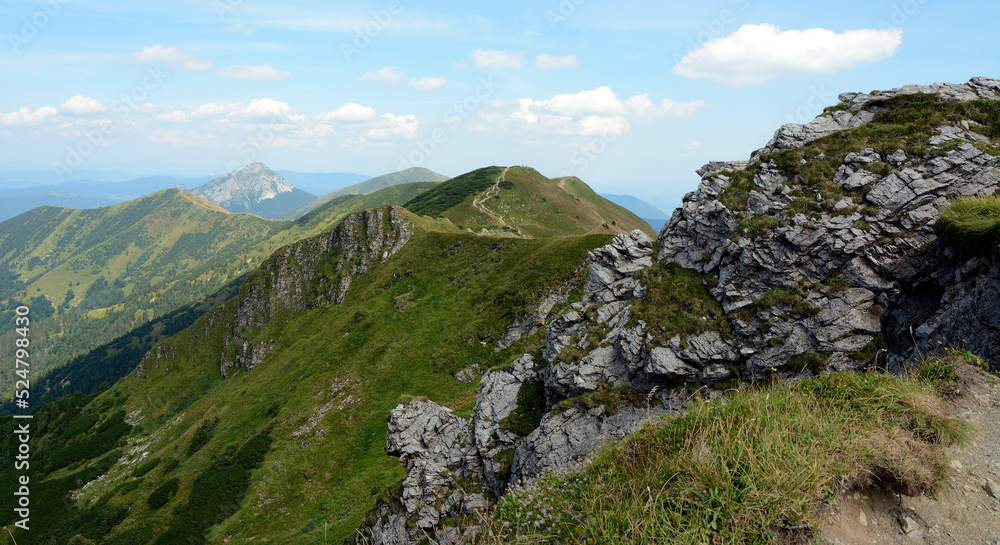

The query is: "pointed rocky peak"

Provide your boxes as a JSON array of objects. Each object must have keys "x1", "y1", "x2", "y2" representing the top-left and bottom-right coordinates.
[{"x1": 193, "y1": 162, "x2": 295, "y2": 206}]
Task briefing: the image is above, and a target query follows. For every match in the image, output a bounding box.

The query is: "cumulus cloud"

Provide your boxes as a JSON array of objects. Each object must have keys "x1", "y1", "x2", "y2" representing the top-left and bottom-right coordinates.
[
  {"x1": 672, "y1": 24, "x2": 903, "y2": 87},
  {"x1": 0, "y1": 106, "x2": 58, "y2": 126},
  {"x1": 360, "y1": 66, "x2": 404, "y2": 83},
  {"x1": 364, "y1": 113, "x2": 418, "y2": 140},
  {"x1": 539, "y1": 87, "x2": 704, "y2": 119},
  {"x1": 317, "y1": 103, "x2": 377, "y2": 122},
  {"x1": 482, "y1": 86, "x2": 704, "y2": 138},
  {"x1": 130, "y1": 45, "x2": 213, "y2": 71},
  {"x1": 60, "y1": 95, "x2": 108, "y2": 115},
  {"x1": 472, "y1": 49, "x2": 525, "y2": 70},
  {"x1": 409, "y1": 76, "x2": 447, "y2": 90},
  {"x1": 535, "y1": 54, "x2": 579, "y2": 70},
  {"x1": 215, "y1": 65, "x2": 291, "y2": 81},
  {"x1": 228, "y1": 98, "x2": 303, "y2": 122}
]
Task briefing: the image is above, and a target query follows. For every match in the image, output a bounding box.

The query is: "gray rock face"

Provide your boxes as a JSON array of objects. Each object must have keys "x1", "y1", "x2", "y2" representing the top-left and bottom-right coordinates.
[
  {"x1": 658, "y1": 175, "x2": 741, "y2": 272},
  {"x1": 220, "y1": 207, "x2": 414, "y2": 375},
  {"x1": 510, "y1": 396, "x2": 685, "y2": 484},
  {"x1": 761, "y1": 110, "x2": 876, "y2": 154},
  {"x1": 657, "y1": 79, "x2": 1000, "y2": 379},
  {"x1": 385, "y1": 400, "x2": 485, "y2": 529},
  {"x1": 473, "y1": 355, "x2": 539, "y2": 494},
  {"x1": 907, "y1": 262, "x2": 1000, "y2": 370},
  {"x1": 585, "y1": 230, "x2": 654, "y2": 304}
]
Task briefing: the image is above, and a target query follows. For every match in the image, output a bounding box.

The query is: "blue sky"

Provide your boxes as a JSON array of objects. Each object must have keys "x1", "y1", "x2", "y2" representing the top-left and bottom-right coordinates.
[{"x1": 1, "y1": 0, "x2": 997, "y2": 209}]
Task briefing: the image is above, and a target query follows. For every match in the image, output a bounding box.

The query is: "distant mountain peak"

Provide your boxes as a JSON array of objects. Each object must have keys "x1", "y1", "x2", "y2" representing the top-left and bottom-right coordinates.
[
  {"x1": 194, "y1": 162, "x2": 294, "y2": 205},
  {"x1": 190, "y1": 163, "x2": 317, "y2": 218}
]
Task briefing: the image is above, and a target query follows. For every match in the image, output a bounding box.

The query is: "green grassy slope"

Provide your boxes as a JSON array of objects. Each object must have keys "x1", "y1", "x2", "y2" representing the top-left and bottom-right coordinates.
[
  {"x1": 0, "y1": 188, "x2": 417, "y2": 401},
  {"x1": 404, "y1": 166, "x2": 655, "y2": 238},
  {"x1": 277, "y1": 168, "x2": 448, "y2": 220},
  {"x1": 0, "y1": 214, "x2": 609, "y2": 544}
]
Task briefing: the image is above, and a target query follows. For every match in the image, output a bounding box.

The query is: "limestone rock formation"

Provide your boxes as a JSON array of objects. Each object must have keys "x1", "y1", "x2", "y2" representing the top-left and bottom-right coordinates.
[{"x1": 221, "y1": 206, "x2": 414, "y2": 375}]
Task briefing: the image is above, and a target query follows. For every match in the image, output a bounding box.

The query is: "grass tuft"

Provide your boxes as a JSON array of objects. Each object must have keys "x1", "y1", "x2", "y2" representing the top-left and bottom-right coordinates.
[{"x1": 934, "y1": 195, "x2": 1000, "y2": 255}]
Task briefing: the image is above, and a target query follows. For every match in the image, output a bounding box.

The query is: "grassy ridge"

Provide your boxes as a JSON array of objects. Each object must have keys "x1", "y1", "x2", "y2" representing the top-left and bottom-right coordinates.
[
  {"x1": 472, "y1": 361, "x2": 970, "y2": 544},
  {"x1": 0, "y1": 228, "x2": 609, "y2": 544},
  {"x1": 0, "y1": 186, "x2": 428, "y2": 403},
  {"x1": 406, "y1": 167, "x2": 655, "y2": 238}
]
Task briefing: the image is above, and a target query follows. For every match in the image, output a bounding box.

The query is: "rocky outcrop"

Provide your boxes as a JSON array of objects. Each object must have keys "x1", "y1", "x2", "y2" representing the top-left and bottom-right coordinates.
[
  {"x1": 221, "y1": 206, "x2": 415, "y2": 375},
  {"x1": 473, "y1": 355, "x2": 539, "y2": 494},
  {"x1": 657, "y1": 78, "x2": 1000, "y2": 378},
  {"x1": 385, "y1": 400, "x2": 487, "y2": 529},
  {"x1": 363, "y1": 78, "x2": 1000, "y2": 543}
]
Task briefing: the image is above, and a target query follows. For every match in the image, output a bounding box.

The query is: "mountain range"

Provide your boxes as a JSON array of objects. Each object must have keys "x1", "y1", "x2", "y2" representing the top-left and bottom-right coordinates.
[{"x1": 3, "y1": 78, "x2": 999, "y2": 544}]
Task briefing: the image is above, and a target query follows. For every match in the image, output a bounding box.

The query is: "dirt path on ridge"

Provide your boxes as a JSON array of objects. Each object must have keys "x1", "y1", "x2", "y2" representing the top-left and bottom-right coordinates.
[{"x1": 819, "y1": 361, "x2": 1000, "y2": 545}]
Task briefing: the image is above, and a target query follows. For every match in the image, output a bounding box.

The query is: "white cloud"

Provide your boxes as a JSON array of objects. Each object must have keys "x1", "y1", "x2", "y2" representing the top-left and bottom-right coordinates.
[
  {"x1": 317, "y1": 103, "x2": 377, "y2": 122},
  {"x1": 576, "y1": 116, "x2": 630, "y2": 137},
  {"x1": 60, "y1": 95, "x2": 108, "y2": 114},
  {"x1": 295, "y1": 124, "x2": 335, "y2": 138},
  {"x1": 191, "y1": 102, "x2": 243, "y2": 118},
  {"x1": 532, "y1": 87, "x2": 704, "y2": 119},
  {"x1": 364, "y1": 113, "x2": 418, "y2": 140},
  {"x1": 223, "y1": 24, "x2": 256, "y2": 34},
  {"x1": 215, "y1": 65, "x2": 291, "y2": 81},
  {"x1": 360, "y1": 66, "x2": 404, "y2": 83},
  {"x1": 132, "y1": 103, "x2": 158, "y2": 114},
  {"x1": 544, "y1": 87, "x2": 626, "y2": 117},
  {"x1": 686, "y1": 141, "x2": 702, "y2": 150},
  {"x1": 0, "y1": 129, "x2": 13, "y2": 138},
  {"x1": 622, "y1": 94, "x2": 705, "y2": 118},
  {"x1": 0, "y1": 106, "x2": 58, "y2": 126},
  {"x1": 535, "y1": 54, "x2": 579, "y2": 70},
  {"x1": 154, "y1": 110, "x2": 190, "y2": 122},
  {"x1": 480, "y1": 86, "x2": 704, "y2": 138},
  {"x1": 471, "y1": 49, "x2": 525, "y2": 70},
  {"x1": 130, "y1": 45, "x2": 213, "y2": 72},
  {"x1": 409, "y1": 76, "x2": 447, "y2": 90},
  {"x1": 228, "y1": 98, "x2": 303, "y2": 122},
  {"x1": 672, "y1": 24, "x2": 903, "y2": 87}
]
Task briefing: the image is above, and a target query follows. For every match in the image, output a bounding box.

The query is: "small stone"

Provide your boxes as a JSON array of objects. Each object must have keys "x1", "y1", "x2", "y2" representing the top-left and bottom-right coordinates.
[
  {"x1": 899, "y1": 515, "x2": 919, "y2": 535},
  {"x1": 859, "y1": 510, "x2": 868, "y2": 526},
  {"x1": 950, "y1": 459, "x2": 963, "y2": 470},
  {"x1": 986, "y1": 479, "x2": 1000, "y2": 500}
]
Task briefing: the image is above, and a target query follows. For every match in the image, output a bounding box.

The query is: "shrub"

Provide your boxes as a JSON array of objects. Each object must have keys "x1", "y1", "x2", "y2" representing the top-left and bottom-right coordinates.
[{"x1": 146, "y1": 478, "x2": 179, "y2": 510}]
